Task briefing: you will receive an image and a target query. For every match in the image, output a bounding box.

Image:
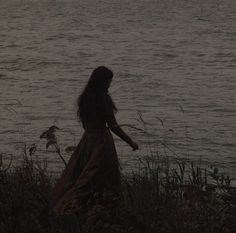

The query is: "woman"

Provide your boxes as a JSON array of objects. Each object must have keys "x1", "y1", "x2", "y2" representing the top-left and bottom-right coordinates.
[{"x1": 51, "y1": 66, "x2": 138, "y2": 215}]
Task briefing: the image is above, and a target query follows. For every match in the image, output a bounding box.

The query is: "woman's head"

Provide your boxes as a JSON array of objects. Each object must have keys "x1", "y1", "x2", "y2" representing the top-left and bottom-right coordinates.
[
  {"x1": 85, "y1": 66, "x2": 113, "y2": 94},
  {"x1": 77, "y1": 66, "x2": 116, "y2": 122}
]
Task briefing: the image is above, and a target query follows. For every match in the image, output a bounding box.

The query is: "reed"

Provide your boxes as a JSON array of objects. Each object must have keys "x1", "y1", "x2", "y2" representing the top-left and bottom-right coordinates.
[
  {"x1": 1, "y1": 149, "x2": 235, "y2": 233},
  {"x1": 0, "y1": 123, "x2": 235, "y2": 233}
]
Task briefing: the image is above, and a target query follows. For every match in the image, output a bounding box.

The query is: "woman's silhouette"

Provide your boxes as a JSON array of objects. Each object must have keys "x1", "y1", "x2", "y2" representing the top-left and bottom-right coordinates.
[{"x1": 51, "y1": 66, "x2": 138, "y2": 215}]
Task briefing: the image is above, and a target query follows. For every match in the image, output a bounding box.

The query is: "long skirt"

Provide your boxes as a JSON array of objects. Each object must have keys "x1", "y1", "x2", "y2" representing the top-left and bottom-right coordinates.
[{"x1": 51, "y1": 127, "x2": 122, "y2": 215}]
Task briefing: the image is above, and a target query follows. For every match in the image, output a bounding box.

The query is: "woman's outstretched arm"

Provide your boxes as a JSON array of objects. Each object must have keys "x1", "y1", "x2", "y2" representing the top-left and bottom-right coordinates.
[{"x1": 105, "y1": 98, "x2": 138, "y2": 150}]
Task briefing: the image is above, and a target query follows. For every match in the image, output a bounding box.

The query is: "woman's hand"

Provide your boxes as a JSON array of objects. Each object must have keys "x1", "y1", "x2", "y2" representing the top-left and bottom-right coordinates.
[{"x1": 130, "y1": 141, "x2": 139, "y2": 151}]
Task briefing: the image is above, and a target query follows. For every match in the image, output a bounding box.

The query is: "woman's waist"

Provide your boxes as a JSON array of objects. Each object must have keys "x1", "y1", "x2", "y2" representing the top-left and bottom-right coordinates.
[{"x1": 84, "y1": 126, "x2": 109, "y2": 133}]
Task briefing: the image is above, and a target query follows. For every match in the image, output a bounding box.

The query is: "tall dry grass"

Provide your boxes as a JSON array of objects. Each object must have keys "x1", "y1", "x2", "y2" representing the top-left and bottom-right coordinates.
[
  {"x1": 1, "y1": 149, "x2": 236, "y2": 233},
  {"x1": 0, "y1": 122, "x2": 236, "y2": 233}
]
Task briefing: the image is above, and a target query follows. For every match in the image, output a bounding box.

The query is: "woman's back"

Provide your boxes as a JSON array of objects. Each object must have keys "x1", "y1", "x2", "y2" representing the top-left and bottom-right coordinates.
[{"x1": 81, "y1": 94, "x2": 115, "y2": 130}]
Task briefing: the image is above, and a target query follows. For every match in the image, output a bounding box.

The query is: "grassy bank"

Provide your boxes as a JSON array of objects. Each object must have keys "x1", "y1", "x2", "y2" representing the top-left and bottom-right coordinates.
[{"x1": 0, "y1": 149, "x2": 236, "y2": 233}]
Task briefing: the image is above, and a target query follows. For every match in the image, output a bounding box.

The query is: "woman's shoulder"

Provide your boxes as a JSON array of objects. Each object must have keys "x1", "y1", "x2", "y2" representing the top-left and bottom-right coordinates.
[
  {"x1": 103, "y1": 95, "x2": 112, "y2": 111},
  {"x1": 103, "y1": 94, "x2": 116, "y2": 114},
  {"x1": 104, "y1": 94, "x2": 112, "y2": 104}
]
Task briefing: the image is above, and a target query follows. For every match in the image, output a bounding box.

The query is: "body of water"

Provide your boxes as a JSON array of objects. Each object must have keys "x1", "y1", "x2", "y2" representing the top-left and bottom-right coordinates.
[{"x1": 0, "y1": 0, "x2": 235, "y2": 177}]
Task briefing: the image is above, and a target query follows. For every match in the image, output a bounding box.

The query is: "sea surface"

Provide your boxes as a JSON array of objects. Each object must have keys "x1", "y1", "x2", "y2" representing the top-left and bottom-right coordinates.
[{"x1": 0, "y1": 0, "x2": 235, "y2": 178}]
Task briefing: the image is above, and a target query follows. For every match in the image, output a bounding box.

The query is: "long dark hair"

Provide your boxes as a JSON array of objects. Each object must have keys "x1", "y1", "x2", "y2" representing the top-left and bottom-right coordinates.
[{"x1": 77, "y1": 66, "x2": 117, "y2": 122}]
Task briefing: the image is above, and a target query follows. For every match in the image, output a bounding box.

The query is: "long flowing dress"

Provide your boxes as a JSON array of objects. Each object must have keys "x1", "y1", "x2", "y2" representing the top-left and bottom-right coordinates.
[{"x1": 51, "y1": 96, "x2": 132, "y2": 215}]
